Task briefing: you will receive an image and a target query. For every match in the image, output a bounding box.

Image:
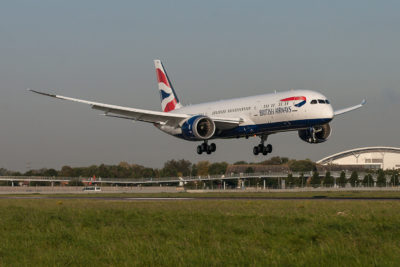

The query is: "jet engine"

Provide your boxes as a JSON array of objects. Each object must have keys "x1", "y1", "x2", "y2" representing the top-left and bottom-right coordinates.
[
  {"x1": 181, "y1": 115, "x2": 216, "y2": 140},
  {"x1": 298, "y1": 124, "x2": 331, "y2": 144}
]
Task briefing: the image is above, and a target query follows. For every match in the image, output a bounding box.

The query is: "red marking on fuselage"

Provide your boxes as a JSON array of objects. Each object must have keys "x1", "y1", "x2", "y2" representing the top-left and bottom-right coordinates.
[{"x1": 280, "y1": 96, "x2": 306, "y2": 102}]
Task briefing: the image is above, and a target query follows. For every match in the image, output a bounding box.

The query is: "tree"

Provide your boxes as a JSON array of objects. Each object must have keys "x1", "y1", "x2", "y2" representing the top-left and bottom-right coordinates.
[
  {"x1": 362, "y1": 174, "x2": 374, "y2": 187},
  {"x1": 118, "y1": 161, "x2": 130, "y2": 169},
  {"x1": 245, "y1": 167, "x2": 255, "y2": 173},
  {"x1": 161, "y1": 159, "x2": 192, "y2": 177},
  {"x1": 323, "y1": 171, "x2": 334, "y2": 187},
  {"x1": 310, "y1": 172, "x2": 321, "y2": 188},
  {"x1": 281, "y1": 157, "x2": 289, "y2": 164},
  {"x1": 43, "y1": 168, "x2": 58, "y2": 177},
  {"x1": 390, "y1": 173, "x2": 399, "y2": 186},
  {"x1": 131, "y1": 164, "x2": 146, "y2": 178},
  {"x1": 233, "y1": 161, "x2": 248, "y2": 165},
  {"x1": 60, "y1": 166, "x2": 74, "y2": 177},
  {"x1": 0, "y1": 168, "x2": 9, "y2": 176},
  {"x1": 337, "y1": 171, "x2": 347, "y2": 187},
  {"x1": 288, "y1": 160, "x2": 316, "y2": 172},
  {"x1": 191, "y1": 164, "x2": 198, "y2": 177},
  {"x1": 197, "y1": 161, "x2": 210, "y2": 176},
  {"x1": 376, "y1": 170, "x2": 386, "y2": 187},
  {"x1": 175, "y1": 159, "x2": 192, "y2": 176},
  {"x1": 81, "y1": 165, "x2": 99, "y2": 177},
  {"x1": 299, "y1": 173, "x2": 306, "y2": 187},
  {"x1": 348, "y1": 171, "x2": 359, "y2": 187},
  {"x1": 286, "y1": 173, "x2": 296, "y2": 188},
  {"x1": 260, "y1": 157, "x2": 288, "y2": 165},
  {"x1": 208, "y1": 162, "x2": 228, "y2": 175},
  {"x1": 141, "y1": 168, "x2": 155, "y2": 178}
]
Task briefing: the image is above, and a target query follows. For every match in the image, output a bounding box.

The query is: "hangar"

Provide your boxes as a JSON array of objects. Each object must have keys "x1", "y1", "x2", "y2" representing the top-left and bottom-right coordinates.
[{"x1": 317, "y1": 147, "x2": 400, "y2": 170}]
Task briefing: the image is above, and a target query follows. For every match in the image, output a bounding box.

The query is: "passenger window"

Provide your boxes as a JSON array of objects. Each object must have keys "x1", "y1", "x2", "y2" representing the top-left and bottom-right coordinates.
[
  {"x1": 310, "y1": 100, "x2": 317, "y2": 104},
  {"x1": 325, "y1": 99, "x2": 330, "y2": 104},
  {"x1": 318, "y1": 99, "x2": 325, "y2": 104}
]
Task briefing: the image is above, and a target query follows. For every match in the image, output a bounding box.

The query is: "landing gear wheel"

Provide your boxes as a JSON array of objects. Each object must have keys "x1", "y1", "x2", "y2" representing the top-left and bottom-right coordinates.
[
  {"x1": 197, "y1": 141, "x2": 216, "y2": 155},
  {"x1": 201, "y1": 142, "x2": 208, "y2": 152},
  {"x1": 210, "y1": 143, "x2": 216, "y2": 152},
  {"x1": 253, "y1": 135, "x2": 273, "y2": 156},
  {"x1": 253, "y1": 146, "x2": 259, "y2": 155},
  {"x1": 262, "y1": 147, "x2": 268, "y2": 155},
  {"x1": 266, "y1": 144, "x2": 272, "y2": 153}
]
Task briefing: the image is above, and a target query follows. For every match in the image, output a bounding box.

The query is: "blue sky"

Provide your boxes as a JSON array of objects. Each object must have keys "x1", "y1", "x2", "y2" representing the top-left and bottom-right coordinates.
[{"x1": 1, "y1": 1, "x2": 399, "y2": 171}]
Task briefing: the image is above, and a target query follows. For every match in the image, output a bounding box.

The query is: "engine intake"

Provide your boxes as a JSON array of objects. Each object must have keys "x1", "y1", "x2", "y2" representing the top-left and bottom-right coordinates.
[
  {"x1": 181, "y1": 115, "x2": 216, "y2": 140},
  {"x1": 298, "y1": 124, "x2": 331, "y2": 144}
]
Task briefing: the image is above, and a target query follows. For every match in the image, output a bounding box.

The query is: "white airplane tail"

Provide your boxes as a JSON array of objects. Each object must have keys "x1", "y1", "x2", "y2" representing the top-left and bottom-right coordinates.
[{"x1": 154, "y1": 60, "x2": 182, "y2": 112}]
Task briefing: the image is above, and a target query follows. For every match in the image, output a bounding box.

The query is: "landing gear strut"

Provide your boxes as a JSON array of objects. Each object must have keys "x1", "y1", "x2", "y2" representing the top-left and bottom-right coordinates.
[
  {"x1": 197, "y1": 140, "x2": 216, "y2": 155},
  {"x1": 253, "y1": 135, "x2": 273, "y2": 156}
]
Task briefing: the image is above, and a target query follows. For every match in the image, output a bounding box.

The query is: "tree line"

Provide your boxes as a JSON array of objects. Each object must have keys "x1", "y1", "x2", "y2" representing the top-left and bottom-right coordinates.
[
  {"x1": 288, "y1": 169, "x2": 399, "y2": 188},
  {"x1": 0, "y1": 160, "x2": 228, "y2": 178},
  {"x1": 1, "y1": 157, "x2": 398, "y2": 182},
  {"x1": 0, "y1": 157, "x2": 318, "y2": 178}
]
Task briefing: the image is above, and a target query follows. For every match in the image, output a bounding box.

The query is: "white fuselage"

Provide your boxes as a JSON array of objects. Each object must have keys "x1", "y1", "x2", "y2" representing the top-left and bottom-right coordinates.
[{"x1": 162, "y1": 89, "x2": 334, "y2": 139}]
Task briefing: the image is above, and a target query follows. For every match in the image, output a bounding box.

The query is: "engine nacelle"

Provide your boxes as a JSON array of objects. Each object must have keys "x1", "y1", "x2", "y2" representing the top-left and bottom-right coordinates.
[
  {"x1": 181, "y1": 115, "x2": 216, "y2": 140},
  {"x1": 298, "y1": 124, "x2": 331, "y2": 144}
]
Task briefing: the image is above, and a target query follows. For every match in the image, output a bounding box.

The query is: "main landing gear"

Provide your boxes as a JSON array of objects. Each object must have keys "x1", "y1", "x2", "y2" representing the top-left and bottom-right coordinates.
[
  {"x1": 197, "y1": 140, "x2": 216, "y2": 155},
  {"x1": 253, "y1": 135, "x2": 273, "y2": 156}
]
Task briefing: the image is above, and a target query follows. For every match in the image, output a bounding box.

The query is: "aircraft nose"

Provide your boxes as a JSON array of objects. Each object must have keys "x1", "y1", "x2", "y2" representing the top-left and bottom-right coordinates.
[{"x1": 327, "y1": 105, "x2": 334, "y2": 119}]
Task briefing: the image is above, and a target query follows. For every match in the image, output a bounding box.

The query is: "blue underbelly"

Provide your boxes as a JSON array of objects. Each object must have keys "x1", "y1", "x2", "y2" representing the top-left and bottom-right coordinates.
[
  {"x1": 173, "y1": 118, "x2": 332, "y2": 141},
  {"x1": 217, "y1": 118, "x2": 332, "y2": 138}
]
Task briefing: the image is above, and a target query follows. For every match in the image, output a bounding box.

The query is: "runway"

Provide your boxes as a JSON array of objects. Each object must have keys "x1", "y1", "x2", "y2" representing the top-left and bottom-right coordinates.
[{"x1": 1, "y1": 196, "x2": 400, "y2": 201}]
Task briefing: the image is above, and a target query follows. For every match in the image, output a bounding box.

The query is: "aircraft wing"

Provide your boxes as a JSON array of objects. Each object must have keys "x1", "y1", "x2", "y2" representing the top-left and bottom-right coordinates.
[
  {"x1": 28, "y1": 89, "x2": 242, "y2": 128},
  {"x1": 334, "y1": 99, "x2": 366, "y2": 116},
  {"x1": 210, "y1": 116, "x2": 243, "y2": 130},
  {"x1": 28, "y1": 89, "x2": 190, "y2": 125}
]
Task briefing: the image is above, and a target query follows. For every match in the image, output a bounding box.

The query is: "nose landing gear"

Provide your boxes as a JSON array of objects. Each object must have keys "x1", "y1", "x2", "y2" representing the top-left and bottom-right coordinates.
[
  {"x1": 253, "y1": 135, "x2": 273, "y2": 156},
  {"x1": 197, "y1": 141, "x2": 216, "y2": 155}
]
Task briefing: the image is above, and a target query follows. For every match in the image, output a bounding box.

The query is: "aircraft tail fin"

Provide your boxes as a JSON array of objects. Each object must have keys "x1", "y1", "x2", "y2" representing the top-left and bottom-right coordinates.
[{"x1": 154, "y1": 60, "x2": 182, "y2": 112}]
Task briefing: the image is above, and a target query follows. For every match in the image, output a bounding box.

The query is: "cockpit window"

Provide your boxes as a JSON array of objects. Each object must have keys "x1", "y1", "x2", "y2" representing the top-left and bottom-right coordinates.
[
  {"x1": 310, "y1": 100, "x2": 317, "y2": 104},
  {"x1": 318, "y1": 99, "x2": 326, "y2": 104},
  {"x1": 325, "y1": 99, "x2": 330, "y2": 104}
]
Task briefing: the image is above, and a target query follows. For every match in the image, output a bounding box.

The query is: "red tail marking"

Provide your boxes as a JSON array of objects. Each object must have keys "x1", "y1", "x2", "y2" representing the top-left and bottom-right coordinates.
[
  {"x1": 163, "y1": 98, "x2": 177, "y2": 112},
  {"x1": 156, "y1": 68, "x2": 171, "y2": 88}
]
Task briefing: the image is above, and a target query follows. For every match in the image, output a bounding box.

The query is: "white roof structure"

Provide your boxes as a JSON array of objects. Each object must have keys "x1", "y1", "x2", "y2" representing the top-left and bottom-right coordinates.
[{"x1": 317, "y1": 147, "x2": 400, "y2": 170}]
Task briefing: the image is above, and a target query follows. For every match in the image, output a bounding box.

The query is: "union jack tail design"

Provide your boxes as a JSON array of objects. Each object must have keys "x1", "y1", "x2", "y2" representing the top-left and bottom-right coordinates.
[{"x1": 154, "y1": 60, "x2": 182, "y2": 112}]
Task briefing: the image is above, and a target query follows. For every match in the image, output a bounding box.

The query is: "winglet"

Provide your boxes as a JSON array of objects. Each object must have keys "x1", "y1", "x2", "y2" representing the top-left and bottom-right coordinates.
[{"x1": 361, "y1": 99, "x2": 367, "y2": 106}]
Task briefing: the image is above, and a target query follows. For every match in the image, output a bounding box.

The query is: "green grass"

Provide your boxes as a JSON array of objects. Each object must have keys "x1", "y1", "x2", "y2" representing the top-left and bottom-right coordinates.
[
  {"x1": 5, "y1": 190, "x2": 400, "y2": 199},
  {"x1": 1, "y1": 199, "x2": 400, "y2": 266}
]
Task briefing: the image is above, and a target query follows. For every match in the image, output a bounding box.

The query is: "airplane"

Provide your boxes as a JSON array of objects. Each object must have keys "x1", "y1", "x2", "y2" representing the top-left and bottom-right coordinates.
[{"x1": 29, "y1": 59, "x2": 366, "y2": 156}]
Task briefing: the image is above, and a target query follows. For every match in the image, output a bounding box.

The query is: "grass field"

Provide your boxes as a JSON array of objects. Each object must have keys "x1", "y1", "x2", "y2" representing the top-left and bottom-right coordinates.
[
  {"x1": 8, "y1": 190, "x2": 400, "y2": 199},
  {"x1": 1, "y1": 197, "x2": 400, "y2": 266}
]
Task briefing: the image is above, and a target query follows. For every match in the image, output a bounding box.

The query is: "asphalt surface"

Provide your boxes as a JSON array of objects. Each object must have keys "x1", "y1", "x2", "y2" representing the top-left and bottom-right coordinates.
[{"x1": 1, "y1": 196, "x2": 400, "y2": 201}]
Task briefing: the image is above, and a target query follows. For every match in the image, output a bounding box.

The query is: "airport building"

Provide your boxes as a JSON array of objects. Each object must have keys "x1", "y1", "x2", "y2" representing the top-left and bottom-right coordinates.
[{"x1": 317, "y1": 147, "x2": 400, "y2": 170}]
